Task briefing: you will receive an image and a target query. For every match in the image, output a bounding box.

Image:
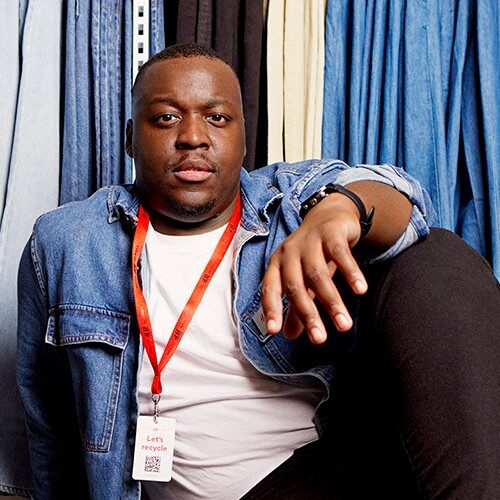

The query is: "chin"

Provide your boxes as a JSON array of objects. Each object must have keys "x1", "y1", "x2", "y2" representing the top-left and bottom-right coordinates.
[{"x1": 163, "y1": 197, "x2": 217, "y2": 222}]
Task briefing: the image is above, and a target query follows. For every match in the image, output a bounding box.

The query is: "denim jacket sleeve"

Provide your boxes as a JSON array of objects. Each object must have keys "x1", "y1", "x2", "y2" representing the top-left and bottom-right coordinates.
[
  {"x1": 16, "y1": 235, "x2": 89, "y2": 499},
  {"x1": 261, "y1": 160, "x2": 435, "y2": 263},
  {"x1": 250, "y1": 160, "x2": 434, "y2": 263}
]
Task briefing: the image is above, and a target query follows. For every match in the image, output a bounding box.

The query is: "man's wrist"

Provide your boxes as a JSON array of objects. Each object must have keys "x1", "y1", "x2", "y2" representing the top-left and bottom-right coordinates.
[{"x1": 300, "y1": 183, "x2": 375, "y2": 237}]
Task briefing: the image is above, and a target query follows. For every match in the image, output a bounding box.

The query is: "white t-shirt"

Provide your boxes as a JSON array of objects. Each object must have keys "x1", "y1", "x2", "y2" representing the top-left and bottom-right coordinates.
[{"x1": 138, "y1": 223, "x2": 324, "y2": 499}]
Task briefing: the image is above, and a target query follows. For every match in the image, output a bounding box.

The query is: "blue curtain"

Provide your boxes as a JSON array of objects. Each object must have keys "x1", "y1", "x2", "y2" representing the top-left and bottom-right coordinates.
[
  {"x1": 60, "y1": 0, "x2": 133, "y2": 204},
  {"x1": 322, "y1": 0, "x2": 499, "y2": 278},
  {"x1": 151, "y1": 0, "x2": 166, "y2": 54}
]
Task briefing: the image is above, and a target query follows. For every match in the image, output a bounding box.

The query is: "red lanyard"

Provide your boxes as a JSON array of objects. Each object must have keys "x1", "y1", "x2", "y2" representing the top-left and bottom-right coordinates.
[{"x1": 132, "y1": 194, "x2": 241, "y2": 397}]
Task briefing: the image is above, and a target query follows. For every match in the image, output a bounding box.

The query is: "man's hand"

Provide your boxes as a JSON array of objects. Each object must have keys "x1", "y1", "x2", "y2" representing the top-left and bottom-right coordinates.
[
  {"x1": 261, "y1": 181, "x2": 412, "y2": 344},
  {"x1": 261, "y1": 193, "x2": 367, "y2": 344}
]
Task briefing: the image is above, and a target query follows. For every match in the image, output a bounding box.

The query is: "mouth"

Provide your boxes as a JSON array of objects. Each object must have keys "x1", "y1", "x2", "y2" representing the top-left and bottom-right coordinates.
[{"x1": 172, "y1": 159, "x2": 215, "y2": 182}]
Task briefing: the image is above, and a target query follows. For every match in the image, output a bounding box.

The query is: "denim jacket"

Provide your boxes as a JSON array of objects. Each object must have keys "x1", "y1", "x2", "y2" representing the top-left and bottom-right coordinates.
[{"x1": 17, "y1": 160, "x2": 432, "y2": 499}]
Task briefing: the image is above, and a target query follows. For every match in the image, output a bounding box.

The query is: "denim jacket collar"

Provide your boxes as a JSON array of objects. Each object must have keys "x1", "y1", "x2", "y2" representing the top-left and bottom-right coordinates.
[
  {"x1": 107, "y1": 183, "x2": 140, "y2": 225},
  {"x1": 105, "y1": 168, "x2": 284, "y2": 236}
]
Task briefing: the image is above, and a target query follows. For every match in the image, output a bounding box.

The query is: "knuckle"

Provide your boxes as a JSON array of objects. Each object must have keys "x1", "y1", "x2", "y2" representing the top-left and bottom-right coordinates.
[
  {"x1": 284, "y1": 282, "x2": 302, "y2": 298},
  {"x1": 303, "y1": 314, "x2": 320, "y2": 329},
  {"x1": 267, "y1": 254, "x2": 280, "y2": 268},
  {"x1": 305, "y1": 266, "x2": 327, "y2": 285},
  {"x1": 279, "y1": 239, "x2": 297, "y2": 256},
  {"x1": 327, "y1": 299, "x2": 343, "y2": 314},
  {"x1": 328, "y1": 240, "x2": 349, "y2": 259},
  {"x1": 261, "y1": 283, "x2": 274, "y2": 297}
]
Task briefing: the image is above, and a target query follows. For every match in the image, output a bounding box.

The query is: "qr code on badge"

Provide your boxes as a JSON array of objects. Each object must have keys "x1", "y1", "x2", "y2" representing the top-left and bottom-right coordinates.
[{"x1": 144, "y1": 455, "x2": 161, "y2": 473}]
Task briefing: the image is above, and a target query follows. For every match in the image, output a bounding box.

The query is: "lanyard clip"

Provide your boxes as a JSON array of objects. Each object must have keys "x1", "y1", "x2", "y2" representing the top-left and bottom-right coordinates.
[{"x1": 152, "y1": 394, "x2": 161, "y2": 423}]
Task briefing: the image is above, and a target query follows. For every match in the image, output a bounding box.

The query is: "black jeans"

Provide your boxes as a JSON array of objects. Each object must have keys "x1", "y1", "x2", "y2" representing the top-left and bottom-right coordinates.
[{"x1": 243, "y1": 229, "x2": 500, "y2": 499}]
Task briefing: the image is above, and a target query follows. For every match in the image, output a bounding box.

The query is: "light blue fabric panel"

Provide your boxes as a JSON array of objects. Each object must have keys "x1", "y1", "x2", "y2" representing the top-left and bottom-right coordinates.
[
  {"x1": 0, "y1": 0, "x2": 63, "y2": 494},
  {"x1": 0, "y1": 3, "x2": 19, "y2": 223}
]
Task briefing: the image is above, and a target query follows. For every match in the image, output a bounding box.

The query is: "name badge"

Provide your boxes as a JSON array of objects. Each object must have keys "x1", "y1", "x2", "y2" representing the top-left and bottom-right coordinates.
[
  {"x1": 132, "y1": 415, "x2": 176, "y2": 482},
  {"x1": 252, "y1": 305, "x2": 267, "y2": 335}
]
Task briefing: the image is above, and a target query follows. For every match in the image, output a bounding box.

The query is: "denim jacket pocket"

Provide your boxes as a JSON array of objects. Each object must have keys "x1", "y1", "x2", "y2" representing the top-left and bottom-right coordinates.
[{"x1": 46, "y1": 305, "x2": 130, "y2": 453}]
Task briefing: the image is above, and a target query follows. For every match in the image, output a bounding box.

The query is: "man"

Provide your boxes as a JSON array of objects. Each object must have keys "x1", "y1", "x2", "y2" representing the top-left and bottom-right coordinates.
[{"x1": 17, "y1": 43, "x2": 499, "y2": 499}]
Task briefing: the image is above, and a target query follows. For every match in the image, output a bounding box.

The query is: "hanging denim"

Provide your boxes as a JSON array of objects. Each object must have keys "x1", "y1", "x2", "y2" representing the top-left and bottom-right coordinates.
[
  {"x1": 0, "y1": 0, "x2": 63, "y2": 494},
  {"x1": 463, "y1": 0, "x2": 499, "y2": 278},
  {"x1": 322, "y1": 0, "x2": 499, "y2": 278},
  {"x1": 60, "y1": 0, "x2": 133, "y2": 205},
  {"x1": 150, "y1": 0, "x2": 166, "y2": 55}
]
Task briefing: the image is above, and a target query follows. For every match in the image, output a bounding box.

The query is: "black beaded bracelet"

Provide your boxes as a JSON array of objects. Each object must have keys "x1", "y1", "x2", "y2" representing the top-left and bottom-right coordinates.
[{"x1": 299, "y1": 183, "x2": 375, "y2": 237}]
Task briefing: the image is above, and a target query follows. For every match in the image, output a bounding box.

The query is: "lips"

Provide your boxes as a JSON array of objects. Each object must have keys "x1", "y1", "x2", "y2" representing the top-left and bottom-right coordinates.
[{"x1": 172, "y1": 159, "x2": 215, "y2": 182}]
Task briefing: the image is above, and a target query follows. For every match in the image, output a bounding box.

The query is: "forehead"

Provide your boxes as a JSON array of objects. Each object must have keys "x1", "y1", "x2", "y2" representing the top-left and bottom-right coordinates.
[{"x1": 134, "y1": 57, "x2": 242, "y2": 110}]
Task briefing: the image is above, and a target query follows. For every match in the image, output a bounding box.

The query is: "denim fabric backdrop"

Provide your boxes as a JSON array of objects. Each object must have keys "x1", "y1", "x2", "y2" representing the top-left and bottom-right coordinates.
[
  {"x1": 322, "y1": 0, "x2": 499, "y2": 278},
  {"x1": 0, "y1": 0, "x2": 134, "y2": 494},
  {"x1": 150, "y1": 0, "x2": 165, "y2": 55},
  {"x1": 60, "y1": 0, "x2": 133, "y2": 204},
  {"x1": 0, "y1": 0, "x2": 62, "y2": 495}
]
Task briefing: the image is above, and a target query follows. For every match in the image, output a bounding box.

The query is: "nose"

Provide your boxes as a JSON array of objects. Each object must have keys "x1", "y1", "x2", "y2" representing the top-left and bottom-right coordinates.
[{"x1": 175, "y1": 115, "x2": 210, "y2": 150}]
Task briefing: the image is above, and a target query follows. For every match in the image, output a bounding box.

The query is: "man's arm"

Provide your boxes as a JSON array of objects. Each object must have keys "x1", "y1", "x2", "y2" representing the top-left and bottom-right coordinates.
[
  {"x1": 345, "y1": 180, "x2": 413, "y2": 250},
  {"x1": 17, "y1": 237, "x2": 89, "y2": 498},
  {"x1": 261, "y1": 180, "x2": 413, "y2": 344}
]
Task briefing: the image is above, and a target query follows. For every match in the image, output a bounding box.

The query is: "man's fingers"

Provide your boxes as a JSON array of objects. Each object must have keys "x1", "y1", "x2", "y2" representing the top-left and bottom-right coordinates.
[
  {"x1": 323, "y1": 236, "x2": 367, "y2": 295},
  {"x1": 261, "y1": 263, "x2": 283, "y2": 334},
  {"x1": 262, "y1": 221, "x2": 366, "y2": 341},
  {"x1": 282, "y1": 308, "x2": 304, "y2": 340},
  {"x1": 279, "y1": 256, "x2": 329, "y2": 343},
  {"x1": 285, "y1": 305, "x2": 327, "y2": 344},
  {"x1": 300, "y1": 243, "x2": 353, "y2": 333}
]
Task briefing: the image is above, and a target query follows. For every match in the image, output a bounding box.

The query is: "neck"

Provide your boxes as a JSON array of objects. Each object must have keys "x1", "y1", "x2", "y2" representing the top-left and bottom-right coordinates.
[{"x1": 148, "y1": 196, "x2": 239, "y2": 236}]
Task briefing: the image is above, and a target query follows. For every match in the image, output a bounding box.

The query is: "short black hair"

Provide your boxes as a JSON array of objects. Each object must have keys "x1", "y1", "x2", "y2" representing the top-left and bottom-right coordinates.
[{"x1": 132, "y1": 42, "x2": 238, "y2": 98}]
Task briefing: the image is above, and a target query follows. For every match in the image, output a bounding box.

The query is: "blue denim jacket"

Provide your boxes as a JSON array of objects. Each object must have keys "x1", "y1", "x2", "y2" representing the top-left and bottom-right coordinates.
[{"x1": 17, "y1": 160, "x2": 432, "y2": 499}]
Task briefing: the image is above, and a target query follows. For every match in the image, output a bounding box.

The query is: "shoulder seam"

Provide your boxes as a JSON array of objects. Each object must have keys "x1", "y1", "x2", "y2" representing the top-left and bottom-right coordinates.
[{"x1": 29, "y1": 230, "x2": 48, "y2": 299}]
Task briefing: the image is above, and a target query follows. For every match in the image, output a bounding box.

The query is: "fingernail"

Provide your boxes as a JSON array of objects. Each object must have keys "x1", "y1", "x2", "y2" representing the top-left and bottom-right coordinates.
[
  {"x1": 335, "y1": 313, "x2": 351, "y2": 330},
  {"x1": 354, "y1": 279, "x2": 367, "y2": 294},
  {"x1": 311, "y1": 326, "x2": 326, "y2": 343},
  {"x1": 267, "y1": 319, "x2": 277, "y2": 332}
]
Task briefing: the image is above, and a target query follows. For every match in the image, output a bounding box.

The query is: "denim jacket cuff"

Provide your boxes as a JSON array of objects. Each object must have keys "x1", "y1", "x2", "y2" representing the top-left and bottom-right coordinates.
[{"x1": 332, "y1": 163, "x2": 435, "y2": 263}]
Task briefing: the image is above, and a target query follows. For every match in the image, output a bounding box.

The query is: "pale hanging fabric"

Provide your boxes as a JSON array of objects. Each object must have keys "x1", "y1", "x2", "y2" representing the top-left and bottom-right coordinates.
[
  {"x1": 0, "y1": 0, "x2": 62, "y2": 495},
  {"x1": 267, "y1": 0, "x2": 285, "y2": 163},
  {"x1": 267, "y1": 0, "x2": 327, "y2": 164}
]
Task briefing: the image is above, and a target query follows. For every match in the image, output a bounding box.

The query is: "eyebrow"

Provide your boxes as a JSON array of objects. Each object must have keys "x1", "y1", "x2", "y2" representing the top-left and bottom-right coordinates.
[
  {"x1": 147, "y1": 97, "x2": 180, "y2": 107},
  {"x1": 204, "y1": 98, "x2": 231, "y2": 108},
  {"x1": 147, "y1": 97, "x2": 233, "y2": 109}
]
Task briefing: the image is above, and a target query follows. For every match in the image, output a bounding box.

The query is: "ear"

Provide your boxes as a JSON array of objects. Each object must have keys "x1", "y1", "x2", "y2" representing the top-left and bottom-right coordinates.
[{"x1": 125, "y1": 119, "x2": 134, "y2": 158}]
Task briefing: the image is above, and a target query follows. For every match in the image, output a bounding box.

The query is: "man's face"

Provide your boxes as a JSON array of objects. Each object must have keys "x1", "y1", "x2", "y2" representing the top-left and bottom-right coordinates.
[{"x1": 127, "y1": 56, "x2": 246, "y2": 232}]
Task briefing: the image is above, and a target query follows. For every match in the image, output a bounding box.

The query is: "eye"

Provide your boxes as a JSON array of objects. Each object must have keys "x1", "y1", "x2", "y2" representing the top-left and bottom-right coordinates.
[
  {"x1": 207, "y1": 114, "x2": 230, "y2": 125},
  {"x1": 153, "y1": 113, "x2": 180, "y2": 125}
]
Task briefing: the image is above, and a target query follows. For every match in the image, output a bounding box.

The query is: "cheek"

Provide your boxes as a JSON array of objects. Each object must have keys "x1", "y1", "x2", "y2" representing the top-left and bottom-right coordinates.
[
  {"x1": 134, "y1": 139, "x2": 171, "y2": 168},
  {"x1": 231, "y1": 130, "x2": 246, "y2": 161},
  {"x1": 214, "y1": 132, "x2": 245, "y2": 160},
  {"x1": 134, "y1": 128, "x2": 174, "y2": 152}
]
